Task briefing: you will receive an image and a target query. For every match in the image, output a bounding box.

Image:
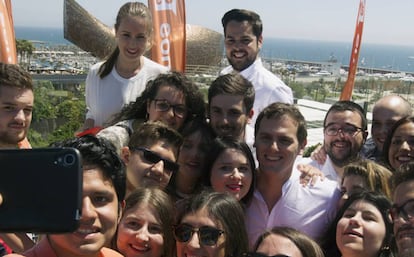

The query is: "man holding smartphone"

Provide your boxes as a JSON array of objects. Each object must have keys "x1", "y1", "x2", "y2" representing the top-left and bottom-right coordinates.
[
  {"x1": 0, "y1": 63, "x2": 34, "y2": 254},
  {"x1": 6, "y1": 135, "x2": 126, "y2": 257}
]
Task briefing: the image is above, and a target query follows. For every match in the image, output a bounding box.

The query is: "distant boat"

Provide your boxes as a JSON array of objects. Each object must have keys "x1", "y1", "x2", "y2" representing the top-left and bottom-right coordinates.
[
  {"x1": 400, "y1": 75, "x2": 414, "y2": 82},
  {"x1": 315, "y1": 70, "x2": 331, "y2": 76}
]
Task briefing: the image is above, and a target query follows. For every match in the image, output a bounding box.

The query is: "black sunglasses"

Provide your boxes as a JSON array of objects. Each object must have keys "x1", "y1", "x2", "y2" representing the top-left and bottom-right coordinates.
[
  {"x1": 131, "y1": 147, "x2": 179, "y2": 174},
  {"x1": 173, "y1": 223, "x2": 224, "y2": 246},
  {"x1": 243, "y1": 252, "x2": 290, "y2": 257}
]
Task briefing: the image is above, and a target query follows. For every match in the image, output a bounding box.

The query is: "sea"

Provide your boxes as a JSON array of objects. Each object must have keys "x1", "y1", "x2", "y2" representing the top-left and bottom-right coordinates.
[{"x1": 15, "y1": 26, "x2": 414, "y2": 73}]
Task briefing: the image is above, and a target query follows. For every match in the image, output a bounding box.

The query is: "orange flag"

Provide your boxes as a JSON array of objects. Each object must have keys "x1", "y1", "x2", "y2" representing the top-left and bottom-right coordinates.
[
  {"x1": 340, "y1": 0, "x2": 366, "y2": 101},
  {"x1": 148, "y1": 0, "x2": 186, "y2": 72},
  {"x1": 0, "y1": 0, "x2": 17, "y2": 64}
]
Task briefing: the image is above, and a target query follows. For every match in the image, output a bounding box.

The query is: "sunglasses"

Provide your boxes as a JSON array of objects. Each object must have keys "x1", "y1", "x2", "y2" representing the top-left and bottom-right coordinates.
[
  {"x1": 173, "y1": 223, "x2": 224, "y2": 246},
  {"x1": 131, "y1": 147, "x2": 179, "y2": 174},
  {"x1": 243, "y1": 253, "x2": 290, "y2": 257}
]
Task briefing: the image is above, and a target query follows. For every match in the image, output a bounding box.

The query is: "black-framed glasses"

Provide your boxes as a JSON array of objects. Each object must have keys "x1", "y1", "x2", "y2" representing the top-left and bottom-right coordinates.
[
  {"x1": 324, "y1": 124, "x2": 363, "y2": 137},
  {"x1": 131, "y1": 147, "x2": 179, "y2": 174},
  {"x1": 153, "y1": 99, "x2": 187, "y2": 118},
  {"x1": 243, "y1": 252, "x2": 290, "y2": 257},
  {"x1": 173, "y1": 223, "x2": 224, "y2": 246},
  {"x1": 390, "y1": 199, "x2": 414, "y2": 222}
]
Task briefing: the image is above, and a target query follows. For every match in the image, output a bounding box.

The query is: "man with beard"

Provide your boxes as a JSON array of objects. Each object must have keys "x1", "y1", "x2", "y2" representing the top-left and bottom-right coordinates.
[
  {"x1": 220, "y1": 9, "x2": 293, "y2": 128},
  {"x1": 0, "y1": 63, "x2": 33, "y2": 149},
  {"x1": 0, "y1": 63, "x2": 34, "y2": 254},
  {"x1": 390, "y1": 162, "x2": 414, "y2": 257},
  {"x1": 301, "y1": 101, "x2": 368, "y2": 182},
  {"x1": 6, "y1": 135, "x2": 126, "y2": 257},
  {"x1": 208, "y1": 73, "x2": 255, "y2": 149},
  {"x1": 309, "y1": 94, "x2": 412, "y2": 165}
]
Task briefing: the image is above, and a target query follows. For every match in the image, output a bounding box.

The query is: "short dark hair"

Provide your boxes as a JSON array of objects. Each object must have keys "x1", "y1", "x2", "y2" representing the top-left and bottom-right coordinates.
[
  {"x1": 324, "y1": 101, "x2": 367, "y2": 131},
  {"x1": 208, "y1": 73, "x2": 255, "y2": 115},
  {"x1": 51, "y1": 135, "x2": 126, "y2": 202},
  {"x1": 255, "y1": 103, "x2": 307, "y2": 146},
  {"x1": 176, "y1": 190, "x2": 248, "y2": 257},
  {"x1": 202, "y1": 137, "x2": 256, "y2": 205},
  {"x1": 0, "y1": 62, "x2": 33, "y2": 91},
  {"x1": 383, "y1": 116, "x2": 414, "y2": 168},
  {"x1": 128, "y1": 121, "x2": 183, "y2": 156},
  {"x1": 222, "y1": 9, "x2": 263, "y2": 38}
]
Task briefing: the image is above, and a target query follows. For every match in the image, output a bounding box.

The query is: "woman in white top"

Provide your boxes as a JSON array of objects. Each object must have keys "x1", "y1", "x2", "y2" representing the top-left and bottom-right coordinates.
[{"x1": 83, "y1": 2, "x2": 168, "y2": 129}]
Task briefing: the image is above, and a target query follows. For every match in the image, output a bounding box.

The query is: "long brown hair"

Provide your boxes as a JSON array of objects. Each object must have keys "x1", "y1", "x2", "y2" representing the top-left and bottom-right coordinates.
[{"x1": 98, "y1": 2, "x2": 153, "y2": 78}]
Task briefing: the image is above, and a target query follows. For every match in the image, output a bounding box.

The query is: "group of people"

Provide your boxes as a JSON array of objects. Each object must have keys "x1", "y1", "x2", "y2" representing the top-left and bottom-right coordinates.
[{"x1": 1, "y1": 2, "x2": 414, "y2": 257}]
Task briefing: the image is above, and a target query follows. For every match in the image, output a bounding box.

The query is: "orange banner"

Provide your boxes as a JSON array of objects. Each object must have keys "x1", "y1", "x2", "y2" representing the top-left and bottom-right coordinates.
[
  {"x1": 148, "y1": 0, "x2": 186, "y2": 72},
  {"x1": 0, "y1": 0, "x2": 17, "y2": 64},
  {"x1": 340, "y1": 0, "x2": 366, "y2": 101}
]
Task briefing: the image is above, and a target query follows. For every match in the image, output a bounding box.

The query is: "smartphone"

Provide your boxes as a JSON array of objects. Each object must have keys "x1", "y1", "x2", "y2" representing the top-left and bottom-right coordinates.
[{"x1": 0, "y1": 147, "x2": 82, "y2": 233}]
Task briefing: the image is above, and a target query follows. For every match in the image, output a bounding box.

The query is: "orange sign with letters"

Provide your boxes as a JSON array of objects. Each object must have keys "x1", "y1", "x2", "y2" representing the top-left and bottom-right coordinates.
[{"x1": 148, "y1": 0, "x2": 186, "y2": 72}]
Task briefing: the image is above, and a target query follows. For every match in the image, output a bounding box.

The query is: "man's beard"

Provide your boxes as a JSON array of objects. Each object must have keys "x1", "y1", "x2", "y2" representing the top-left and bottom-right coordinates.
[
  {"x1": 0, "y1": 131, "x2": 25, "y2": 146},
  {"x1": 326, "y1": 143, "x2": 360, "y2": 167}
]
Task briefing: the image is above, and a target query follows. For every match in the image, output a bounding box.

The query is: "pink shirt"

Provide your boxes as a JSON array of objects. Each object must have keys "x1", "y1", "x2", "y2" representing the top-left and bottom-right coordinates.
[{"x1": 245, "y1": 167, "x2": 339, "y2": 249}]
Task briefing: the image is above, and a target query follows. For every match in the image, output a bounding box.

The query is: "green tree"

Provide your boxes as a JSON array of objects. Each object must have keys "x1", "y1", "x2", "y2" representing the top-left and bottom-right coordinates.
[
  {"x1": 15, "y1": 39, "x2": 35, "y2": 68},
  {"x1": 32, "y1": 81, "x2": 57, "y2": 122},
  {"x1": 48, "y1": 99, "x2": 86, "y2": 143},
  {"x1": 288, "y1": 81, "x2": 305, "y2": 99}
]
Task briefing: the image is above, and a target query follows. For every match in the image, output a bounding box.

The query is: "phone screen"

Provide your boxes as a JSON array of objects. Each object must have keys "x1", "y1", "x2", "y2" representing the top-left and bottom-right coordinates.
[{"x1": 0, "y1": 147, "x2": 82, "y2": 233}]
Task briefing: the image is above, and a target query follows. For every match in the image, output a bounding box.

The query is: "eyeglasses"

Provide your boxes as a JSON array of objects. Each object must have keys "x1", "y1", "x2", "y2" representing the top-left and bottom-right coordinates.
[
  {"x1": 324, "y1": 124, "x2": 363, "y2": 137},
  {"x1": 390, "y1": 199, "x2": 414, "y2": 222},
  {"x1": 153, "y1": 99, "x2": 187, "y2": 118},
  {"x1": 243, "y1": 252, "x2": 290, "y2": 257},
  {"x1": 131, "y1": 147, "x2": 179, "y2": 174},
  {"x1": 173, "y1": 224, "x2": 224, "y2": 246}
]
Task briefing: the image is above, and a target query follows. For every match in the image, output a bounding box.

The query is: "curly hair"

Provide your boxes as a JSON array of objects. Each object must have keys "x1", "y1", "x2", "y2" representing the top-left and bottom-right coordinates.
[{"x1": 109, "y1": 71, "x2": 206, "y2": 130}]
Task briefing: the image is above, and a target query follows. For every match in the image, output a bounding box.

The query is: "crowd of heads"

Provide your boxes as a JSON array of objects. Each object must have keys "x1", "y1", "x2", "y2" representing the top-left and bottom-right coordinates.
[{"x1": 2, "y1": 2, "x2": 414, "y2": 257}]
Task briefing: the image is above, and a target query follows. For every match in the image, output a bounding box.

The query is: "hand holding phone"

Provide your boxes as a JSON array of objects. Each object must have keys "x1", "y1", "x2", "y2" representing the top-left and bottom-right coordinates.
[{"x1": 0, "y1": 148, "x2": 82, "y2": 233}]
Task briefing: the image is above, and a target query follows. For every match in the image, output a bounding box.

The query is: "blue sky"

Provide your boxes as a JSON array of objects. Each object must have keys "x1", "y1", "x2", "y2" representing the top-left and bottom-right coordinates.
[{"x1": 10, "y1": 0, "x2": 414, "y2": 46}]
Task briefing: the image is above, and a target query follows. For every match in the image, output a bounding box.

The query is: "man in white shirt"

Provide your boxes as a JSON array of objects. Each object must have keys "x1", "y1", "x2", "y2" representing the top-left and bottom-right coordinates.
[
  {"x1": 221, "y1": 9, "x2": 293, "y2": 128},
  {"x1": 245, "y1": 103, "x2": 339, "y2": 249},
  {"x1": 302, "y1": 101, "x2": 368, "y2": 182}
]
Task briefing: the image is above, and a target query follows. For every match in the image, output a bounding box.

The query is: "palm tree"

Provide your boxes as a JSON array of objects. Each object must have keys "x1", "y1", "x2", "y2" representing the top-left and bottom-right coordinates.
[{"x1": 15, "y1": 39, "x2": 35, "y2": 69}]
